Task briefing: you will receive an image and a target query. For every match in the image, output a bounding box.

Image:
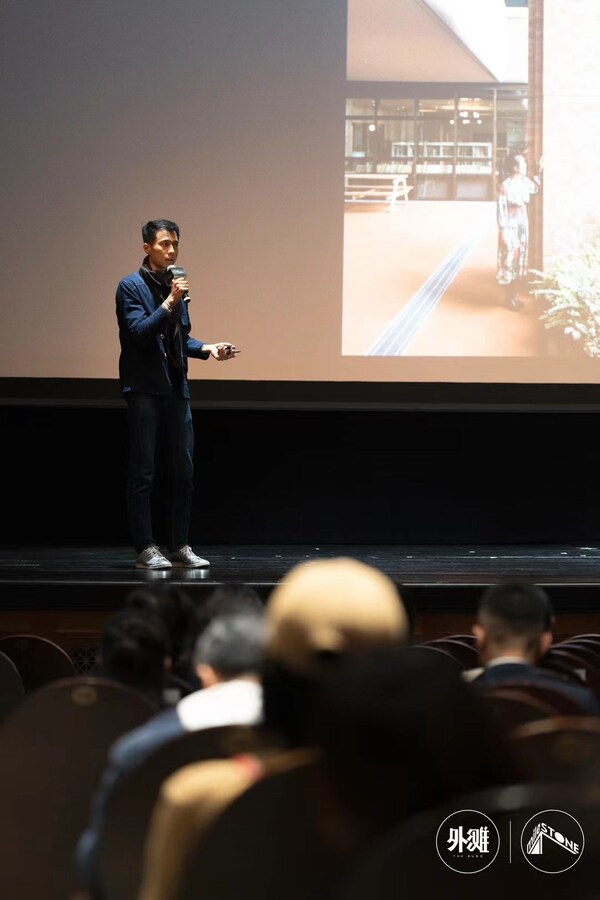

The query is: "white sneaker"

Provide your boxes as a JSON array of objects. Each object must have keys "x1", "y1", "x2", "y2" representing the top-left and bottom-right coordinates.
[
  {"x1": 135, "y1": 545, "x2": 172, "y2": 569},
  {"x1": 169, "y1": 545, "x2": 210, "y2": 568}
]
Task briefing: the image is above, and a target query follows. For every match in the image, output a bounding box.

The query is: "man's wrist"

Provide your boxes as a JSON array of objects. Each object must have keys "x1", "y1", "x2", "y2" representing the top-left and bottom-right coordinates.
[{"x1": 162, "y1": 299, "x2": 175, "y2": 314}]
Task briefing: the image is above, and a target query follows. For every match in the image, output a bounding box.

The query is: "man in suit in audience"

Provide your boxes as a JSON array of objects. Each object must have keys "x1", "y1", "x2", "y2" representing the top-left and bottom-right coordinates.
[
  {"x1": 136, "y1": 557, "x2": 411, "y2": 900},
  {"x1": 466, "y1": 582, "x2": 600, "y2": 714},
  {"x1": 74, "y1": 608, "x2": 265, "y2": 899}
]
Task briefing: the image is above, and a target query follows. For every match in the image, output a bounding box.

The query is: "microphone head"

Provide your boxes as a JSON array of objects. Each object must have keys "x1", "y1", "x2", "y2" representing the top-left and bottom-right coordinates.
[{"x1": 166, "y1": 264, "x2": 186, "y2": 281}]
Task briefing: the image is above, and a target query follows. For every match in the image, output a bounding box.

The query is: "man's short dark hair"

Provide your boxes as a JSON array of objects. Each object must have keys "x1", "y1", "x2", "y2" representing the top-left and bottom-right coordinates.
[
  {"x1": 126, "y1": 585, "x2": 201, "y2": 678},
  {"x1": 142, "y1": 219, "x2": 180, "y2": 243},
  {"x1": 193, "y1": 611, "x2": 265, "y2": 679},
  {"x1": 99, "y1": 607, "x2": 169, "y2": 695},
  {"x1": 478, "y1": 582, "x2": 554, "y2": 637},
  {"x1": 196, "y1": 583, "x2": 264, "y2": 638}
]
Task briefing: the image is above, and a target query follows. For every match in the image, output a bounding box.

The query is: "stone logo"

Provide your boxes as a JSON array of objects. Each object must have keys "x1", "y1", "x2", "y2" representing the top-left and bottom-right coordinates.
[{"x1": 521, "y1": 809, "x2": 584, "y2": 873}]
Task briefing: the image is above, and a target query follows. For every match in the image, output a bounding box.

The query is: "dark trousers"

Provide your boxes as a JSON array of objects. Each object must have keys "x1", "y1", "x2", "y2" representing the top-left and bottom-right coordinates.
[{"x1": 125, "y1": 392, "x2": 194, "y2": 553}]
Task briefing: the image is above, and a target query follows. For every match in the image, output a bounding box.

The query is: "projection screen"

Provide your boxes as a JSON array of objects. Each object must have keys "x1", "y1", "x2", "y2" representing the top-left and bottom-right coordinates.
[{"x1": 0, "y1": 0, "x2": 598, "y2": 404}]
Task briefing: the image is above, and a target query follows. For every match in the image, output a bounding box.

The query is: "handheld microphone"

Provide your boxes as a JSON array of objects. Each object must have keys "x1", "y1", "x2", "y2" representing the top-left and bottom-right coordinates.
[{"x1": 166, "y1": 264, "x2": 191, "y2": 304}]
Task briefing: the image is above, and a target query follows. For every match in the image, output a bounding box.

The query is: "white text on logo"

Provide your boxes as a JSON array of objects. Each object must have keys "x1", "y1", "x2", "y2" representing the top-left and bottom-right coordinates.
[{"x1": 448, "y1": 826, "x2": 490, "y2": 854}]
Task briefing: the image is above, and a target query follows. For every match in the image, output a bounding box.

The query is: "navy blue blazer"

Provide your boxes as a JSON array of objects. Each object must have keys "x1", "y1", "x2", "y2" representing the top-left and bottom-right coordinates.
[
  {"x1": 116, "y1": 272, "x2": 209, "y2": 398},
  {"x1": 472, "y1": 661, "x2": 600, "y2": 716}
]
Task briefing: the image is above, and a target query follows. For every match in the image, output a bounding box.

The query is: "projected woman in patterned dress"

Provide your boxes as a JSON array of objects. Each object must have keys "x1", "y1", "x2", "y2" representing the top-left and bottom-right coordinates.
[{"x1": 496, "y1": 153, "x2": 540, "y2": 311}]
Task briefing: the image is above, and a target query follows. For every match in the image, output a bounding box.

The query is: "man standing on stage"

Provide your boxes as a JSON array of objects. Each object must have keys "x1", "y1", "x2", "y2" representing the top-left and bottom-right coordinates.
[{"x1": 116, "y1": 218, "x2": 239, "y2": 569}]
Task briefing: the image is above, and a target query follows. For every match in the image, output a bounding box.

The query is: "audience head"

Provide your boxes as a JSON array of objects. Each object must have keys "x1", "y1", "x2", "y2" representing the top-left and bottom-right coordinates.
[
  {"x1": 98, "y1": 607, "x2": 170, "y2": 705},
  {"x1": 193, "y1": 610, "x2": 266, "y2": 688},
  {"x1": 261, "y1": 557, "x2": 410, "y2": 744},
  {"x1": 264, "y1": 557, "x2": 409, "y2": 677},
  {"x1": 473, "y1": 582, "x2": 554, "y2": 665},
  {"x1": 195, "y1": 583, "x2": 264, "y2": 638},
  {"x1": 126, "y1": 585, "x2": 201, "y2": 686},
  {"x1": 312, "y1": 647, "x2": 521, "y2": 850}
]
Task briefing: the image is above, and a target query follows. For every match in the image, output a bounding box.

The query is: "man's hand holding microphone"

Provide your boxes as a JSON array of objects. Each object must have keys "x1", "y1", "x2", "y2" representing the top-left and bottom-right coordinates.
[{"x1": 164, "y1": 264, "x2": 191, "y2": 309}]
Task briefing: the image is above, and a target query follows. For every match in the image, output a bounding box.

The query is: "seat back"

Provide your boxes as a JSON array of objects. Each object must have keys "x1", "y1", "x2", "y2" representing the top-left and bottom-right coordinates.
[
  {"x1": 0, "y1": 633, "x2": 75, "y2": 691},
  {"x1": 177, "y1": 751, "x2": 346, "y2": 900},
  {"x1": 541, "y1": 648, "x2": 600, "y2": 703},
  {"x1": 542, "y1": 647, "x2": 592, "y2": 676},
  {"x1": 422, "y1": 638, "x2": 479, "y2": 670},
  {"x1": 99, "y1": 724, "x2": 276, "y2": 900},
  {"x1": 404, "y1": 644, "x2": 464, "y2": 674},
  {"x1": 558, "y1": 639, "x2": 600, "y2": 662},
  {"x1": 0, "y1": 649, "x2": 25, "y2": 724},
  {"x1": 538, "y1": 653, "x2": 588, "y2": 685},
  {"x1": 447, "y1": 633, "x2": 478, "y2": 646},
  {"x1": 478, "y1": 688, "x2": 557, "y2": 732},
  {"x1": 550, "y1": 643, "x2": 600, "y2": 668},
  {"x1": 510, "y1": 716, "x2": 600, "y2": 785},
  {"x1": 565, "y1": 633, "x2": 600, "y2": 645},
  {"x1": 0, "y1": 676, "x2": 157, "y2": 900},
  {"x1": 479, "y1": 678, "x2": 591, "y2": 717}
]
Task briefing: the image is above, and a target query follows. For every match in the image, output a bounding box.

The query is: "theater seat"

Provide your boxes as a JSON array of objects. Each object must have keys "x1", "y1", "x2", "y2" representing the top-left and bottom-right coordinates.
[
  {"x1": 510, "y1": 716, "x2": 600, "y2": 785},
  {"x1": 477, "y1": 688, "x2": 557, "y2": 731},
  {"x1": 174, "y1": 750, "x2": 346, "y2": 900},
  {"x1": 0, "y1": 633, "x2": 75, "y2": 692},
  {"x1": 0, "y1": 676, "x2": 157, "y2": 900},
  {"x1": 0, "y1": 649, "x2": 25, "y2": 723}
]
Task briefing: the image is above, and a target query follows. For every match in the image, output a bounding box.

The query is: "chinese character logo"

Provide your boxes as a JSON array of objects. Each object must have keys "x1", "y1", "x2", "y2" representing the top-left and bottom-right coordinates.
[
  {"x1": 521, "y1": 809, "x2": 584, "y2": 873},
  {"x1": 436, "y1": 810, "x2": 500, "y2": 873},
  {"x1": 448, "y1": 824, "x2": 490, "y2": 854}
]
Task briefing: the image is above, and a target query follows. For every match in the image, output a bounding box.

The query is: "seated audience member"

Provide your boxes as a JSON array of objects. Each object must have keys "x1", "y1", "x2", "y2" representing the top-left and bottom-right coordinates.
[
  {"x1": 126, "y1": 585, "x2": 203, "y2": 690},
  {"x1": 125, "y1": 583, "x2": 263, "y2": 693},
  {"x1": 74, "y1": 607, "x2": 265, "y2": 899},
  {"x1": 95, "y1": 607, "x2": 170, "y2": 708},
  {"x1": 466, "y1": 582, "x2": 600, "y2": 715},
  {"x1": 136, "y1": 557, "x2": 411, "y2": 900},
  {"x1": 194, "y1": 582, "x2": 264, "y2": 634},
  {"x1": 311, "y1": 646, "x2": 522, "y2": 858}
]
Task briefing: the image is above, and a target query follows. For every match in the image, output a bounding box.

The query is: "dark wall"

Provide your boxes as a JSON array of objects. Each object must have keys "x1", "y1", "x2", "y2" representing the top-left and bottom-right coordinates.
[{"x1": 3, "y1": 405, "x2": 599, "y2": 546}]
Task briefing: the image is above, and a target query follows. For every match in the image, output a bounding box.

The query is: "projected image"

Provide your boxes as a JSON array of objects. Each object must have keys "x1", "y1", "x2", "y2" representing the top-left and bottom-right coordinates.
[
  {"x1": 342, "y1": 0, "x2": 600, "y2": 359},
  {"x1": 3, "y1": 0, "x2": 599, "y2": 388}
]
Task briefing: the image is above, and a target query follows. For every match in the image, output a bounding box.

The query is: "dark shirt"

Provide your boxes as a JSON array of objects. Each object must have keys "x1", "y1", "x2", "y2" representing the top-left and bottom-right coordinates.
[
  {"x1": 471, "y1": 661, "x2": 600, "y2": 716},
  {"x1": 138, "y1": 261, "x2": 184, "y2": 386}
]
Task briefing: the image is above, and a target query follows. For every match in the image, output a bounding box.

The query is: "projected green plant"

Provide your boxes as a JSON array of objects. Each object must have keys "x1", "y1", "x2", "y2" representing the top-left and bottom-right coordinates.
[{"x1": 530, "y1": 242, "x2": 600, "y2": 357}]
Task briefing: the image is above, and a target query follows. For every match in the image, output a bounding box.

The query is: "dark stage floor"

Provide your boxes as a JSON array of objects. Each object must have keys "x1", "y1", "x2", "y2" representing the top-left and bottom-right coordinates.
[{"x1": 1, "y1": 544, "x2": 600, "y2": 613}]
